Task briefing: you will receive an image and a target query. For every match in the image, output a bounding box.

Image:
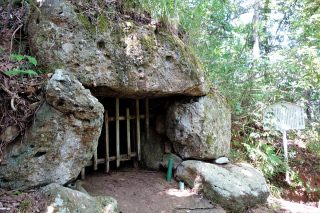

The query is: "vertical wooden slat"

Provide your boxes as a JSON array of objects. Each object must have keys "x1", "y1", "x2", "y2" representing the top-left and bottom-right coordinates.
[
  {"x1": 131, "y1": 99, "x2": 138, "y2": 168},
  {"x1": 136, "y1": 99, "x2": 141, "y2": 161},
  {"x1": 116, "y1": 98, "x2": 120, "y2": 168},
  {"x1": 145, "y1": 98, "x2": 149, "y2": 139},
  {"x1": 93, "y1": 149, "x2": 98, "y2": 170},
  {"x1": 105, "y1": 110, "x2": 110, "y2": 173},
  {"x1": 81, "y1": 168, "x2": 85, "y2": 180},
  {"x1": 126, "y1": 108, "x2": 131, "y2": 160}
]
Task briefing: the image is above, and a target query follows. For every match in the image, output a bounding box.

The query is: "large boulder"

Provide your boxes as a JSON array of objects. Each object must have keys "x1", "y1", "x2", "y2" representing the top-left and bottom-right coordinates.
[
  {"x1": 0, "y1": 71, "x2": 104, "y2": 189},
  {"x1": 27, "y1": 0, "x2": 209, "y2": 98},
  {"x1": 166, "y1": 93, "x2": 231, "y2": 160},
  {"x1": 42, "y1": 183, "x2": 119, "y2": 213},
  {"x1": 140, "y1": 128, "x2": 165, "y2": 170},
  {"x1": 175, "y1": 160, "x2": 269, "y2": 212},
  {"x1": 46, "y1": 69, "x2": 104, "y2": 120}
]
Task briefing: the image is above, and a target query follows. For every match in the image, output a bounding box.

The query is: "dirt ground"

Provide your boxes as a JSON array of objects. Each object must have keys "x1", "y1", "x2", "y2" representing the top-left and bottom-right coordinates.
[
  {"x1": 82, "y1": 165, "x2": 320, "y2": 213},
  {"x1": 82, "y1": 166, "x2": 226, "y2": 213}
]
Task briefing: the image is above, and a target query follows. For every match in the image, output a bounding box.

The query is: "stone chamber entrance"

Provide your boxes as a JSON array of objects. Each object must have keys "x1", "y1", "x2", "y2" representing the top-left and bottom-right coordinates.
[
  {"x1": 81, "y1": 97, "x2": 167, "y2": 178},
  {"x1": 79, "y1": 97, "x2": 224, "y2": 212}
]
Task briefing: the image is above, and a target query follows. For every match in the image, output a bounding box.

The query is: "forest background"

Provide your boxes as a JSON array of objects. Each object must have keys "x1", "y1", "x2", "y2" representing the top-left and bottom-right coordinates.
[{"x1": 1, "y1": 0, "x2": 320, "y2": 204}]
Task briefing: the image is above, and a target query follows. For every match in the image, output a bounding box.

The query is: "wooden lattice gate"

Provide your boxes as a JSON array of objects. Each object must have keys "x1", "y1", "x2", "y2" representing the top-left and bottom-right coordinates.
[{"x1": 81, "y1": 98, "x2": 153, "y2": 180}]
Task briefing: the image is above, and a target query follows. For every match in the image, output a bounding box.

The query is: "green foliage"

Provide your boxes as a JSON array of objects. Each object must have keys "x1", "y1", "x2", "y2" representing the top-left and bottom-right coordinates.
[
  {"x1": 10, "y1": 190, "x2": 21, "y2": 195},
  {"x1": 5, "y1": 54, "x2": 38, "y2": 77},
  {"x1": 20, "y1": 197, "x2": 31, "y2": 212},
  {"x1": 243, "y1": 140, "x2": 286, "y2": 179},
  {"x1": 5, "y1": 70, "x2": 37, "y2": 75}
]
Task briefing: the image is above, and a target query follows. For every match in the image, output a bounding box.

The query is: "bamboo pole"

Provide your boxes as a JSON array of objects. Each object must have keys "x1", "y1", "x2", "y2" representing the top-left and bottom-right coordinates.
[
  {"x1": 126, "y1": 108, "x2": 131, "y2": 160},
  {"x1": 94, "y1": 149, "x2": 98, "y2": 170},
  {"x1": 85, "y1": 152, "x2": 138, "y2": 166},
  {"x1": 81, "y1": 168, "x2": 85, "y2": 180},
  {"x1": 107, "y1": 114, "x2": 155, "y2": 121},
  {"x1": 145, "y1": 98, "x2": 149, "y2": 139},
  {"x1": 116, "y1": 98, "x2": 120, "y2": 168},
  {"x1": 136, "y1": 99, "x2": 141, "y2": 161},
  {"x1": 105, "y1": 110, "x2": 110, "y2": 173},
  {"x1": 131, "y1": 99, "x2": 138, "y2": 168}
]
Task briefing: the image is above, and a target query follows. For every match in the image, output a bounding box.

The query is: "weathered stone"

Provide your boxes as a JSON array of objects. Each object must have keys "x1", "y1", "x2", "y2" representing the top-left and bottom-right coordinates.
[
  {"x1": 140, "y1": 128, "x2": 165, "y2": 170},
  {"x1": 0, "y1": 101, "x2": 103, "y2": 189},
  {"x1": 0, "y1": 125, "x2": 19, "y2": 143},
  {"x1": 215, "y1": 157, "x2": 229, "y2": 164},
  {"x1": 27, "y1": 0, "x2": 209, "y2": 98},
  {"x1": 46, "y1": 69, "x2": 104, "y2": 120},
  {"x1": 166, "y1": 93, "x2": 231, "y2": 160},
  {"x1": 156, "y1": 115, "x2": 166, "y2": 135},
  {"x1": 161, "y1": 153, "x2": 182, "y2": 170},
  {"x1": 164, "y1": 141, "x2": 173, "y2": 154},
  {"x1": 175, "y1": 160, "x2": 269, "y2": 211},
  {"x1": 42, "y1": 183, "x2": 119, "y2": 213}
]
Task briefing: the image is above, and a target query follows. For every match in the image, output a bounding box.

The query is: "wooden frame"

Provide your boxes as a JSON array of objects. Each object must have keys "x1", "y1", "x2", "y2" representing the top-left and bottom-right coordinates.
[{"x1": 81, "y1": 98, "x2": 153, "y2": 179}]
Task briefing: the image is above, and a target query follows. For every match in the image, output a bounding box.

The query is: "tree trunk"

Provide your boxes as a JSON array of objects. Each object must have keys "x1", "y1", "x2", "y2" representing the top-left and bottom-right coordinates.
[{"x1": 252, "y1": 0, "x2": 260, "y2": 59}]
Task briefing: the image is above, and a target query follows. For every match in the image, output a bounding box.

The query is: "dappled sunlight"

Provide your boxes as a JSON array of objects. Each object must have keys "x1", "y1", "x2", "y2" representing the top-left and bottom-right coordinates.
[
  {"x1": 268, "y1": 197, "x2": 319, "y2": 213},
  {"x1": 103, "y1": 204, "x2": 116, "y2": 212},
  {"x1": 240, "y1": 168, "x2": 253, "y2": 177},
  {"x1": 46, "y1": 205, "x2": 55, "y2": 213},
  {"x1": 165, "y1": 188, "x2": 197, "y2": 198}
]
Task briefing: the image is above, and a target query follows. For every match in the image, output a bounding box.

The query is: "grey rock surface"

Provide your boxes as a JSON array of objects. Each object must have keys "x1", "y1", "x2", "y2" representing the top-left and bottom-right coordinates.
[
  {"x1": 175, "y1": 160, "x2": 269, "y2": 211},
  {"x1": 140, "y1": 128, "x2": 165, "y2": 170},
  {"x1": 164, "y1": 141, "x2": 173, "y2": 154},
  {"x1": 46, "y1": 69, "x2": 104, "y2": 120},
  {"x1": 27, "y1": 0, "x2": 209, "y2": 98},
  {"x1": 156, "y1": 115, "x2": 166, "y2": 135},
  {"x1": 166, "y1": 93, "x2": 231, "y2": 159},
  {"x1": 42, "y1": 183, "x2": 119, "y2": 213},
  {"x1": 0, "y1": 83, "x2": 103, "y2": 189},
  {"x1": 161, "y1": 153, "x2": 182, "y2": 170}
]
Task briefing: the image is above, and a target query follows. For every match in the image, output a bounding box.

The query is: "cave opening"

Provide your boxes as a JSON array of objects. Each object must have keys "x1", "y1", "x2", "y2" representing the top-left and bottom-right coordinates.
[{"x1": 81, "y1": 96, "x2": 170, "y2": 177}]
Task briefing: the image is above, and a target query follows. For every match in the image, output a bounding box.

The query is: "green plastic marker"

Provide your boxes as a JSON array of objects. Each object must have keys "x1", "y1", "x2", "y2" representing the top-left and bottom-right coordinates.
[{"x1": 167, "y1": 157, "x2": 173, "y2": 182}]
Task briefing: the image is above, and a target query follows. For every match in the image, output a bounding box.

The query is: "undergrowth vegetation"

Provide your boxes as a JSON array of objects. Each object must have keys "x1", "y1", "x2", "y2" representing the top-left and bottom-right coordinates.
[{"x1": 136, "y1": 0, "x2": 320, "y2": 201}]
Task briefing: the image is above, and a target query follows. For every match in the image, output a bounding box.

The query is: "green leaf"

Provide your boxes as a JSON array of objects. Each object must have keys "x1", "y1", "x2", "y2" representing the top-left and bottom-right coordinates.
[
  {"x1": 10, "y1": 54, "x2": 24, "y2": 62},
  {"x1": 6, "y1": 70, "x2": 38, "y2": 76},
  {"x1": 25, "y1": 0, "x2": 41, "y2": 13},
  {"x1": 10, "y1": 191, "x2": 21, "y2": 195},
  {"x1": 233, "y1": 140, "x2": 240, "y2": 147},
  {"x1": 26, "y1": 56, "x2": 37, "y2": 66}
]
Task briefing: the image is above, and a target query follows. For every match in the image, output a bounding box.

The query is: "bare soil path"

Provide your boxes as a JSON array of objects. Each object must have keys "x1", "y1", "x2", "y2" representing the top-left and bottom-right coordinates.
[{"x1": 82, "y1": 166, "x2": 226, "y2": 213}]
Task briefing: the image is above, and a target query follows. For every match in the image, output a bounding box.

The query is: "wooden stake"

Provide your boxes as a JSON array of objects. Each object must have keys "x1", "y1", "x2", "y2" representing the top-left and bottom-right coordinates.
[
  {"x1": 105, "y1": 110, "x2": 110, "y2": 173},
  {"x1": 136, "y1": 99, "x2": 141, "y2": 161},
  {"x1": 126, "y1": 108, "x2": 131, "y2": 160},
  {"x1": 145, "y1": 98, "x2": 149, "y2": 139},
  {"x1": 116, "y1": 98, "x2": 120, "y2": 168},
  {"x1": 81, "y1": 168, "x2": 85, "y2": 180},
  {"x1": 131, "y1": 99, "x2": 138, "y2": 168},
  {"x1": 94, "y1": 149, "x2": 98, "y2": 170}
]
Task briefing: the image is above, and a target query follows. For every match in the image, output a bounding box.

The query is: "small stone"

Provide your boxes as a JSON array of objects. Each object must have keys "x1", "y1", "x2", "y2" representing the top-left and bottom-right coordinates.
[
  {"x1": 30, "y1": 102, "x2": 40, "y2": 111},
  {"x1": 61, "y1": 43, "x2": 74, "y2": 53},
  {"x1": 215, "y1": 157, "x2": 229, "y2": 164},
  {"x1": 0, "y1": 125, "x2": 20, "y2": 143}
]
